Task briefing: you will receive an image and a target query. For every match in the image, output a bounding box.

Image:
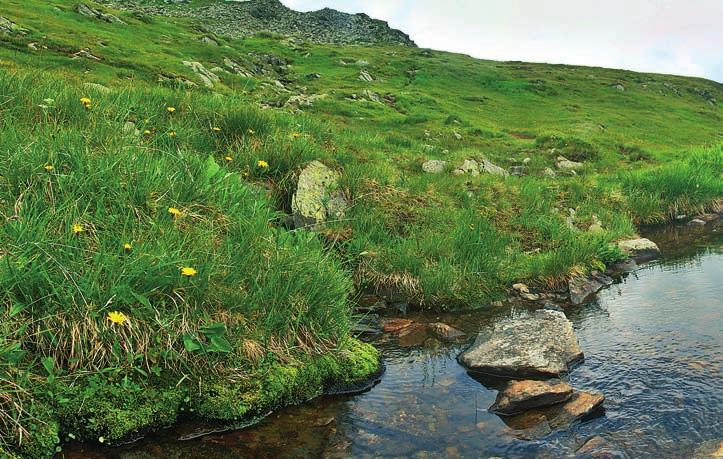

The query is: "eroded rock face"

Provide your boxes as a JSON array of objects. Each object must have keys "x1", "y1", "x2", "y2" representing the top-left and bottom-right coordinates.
[
  {"x1": 458, "y1": 309, "x2": 583, "y2": 378},
  {"x1": 291, "y1": 161, "x2": 347, "y2": 230},
  {"x1": 568, "y1": 271, "x2": 613, "y2": 305},
  {"x1": 489, "y1": 379, "x2": 573, "y2": 415},
  {"x1": 616, "y1": 238, "x2": 660, "y2": 262}
]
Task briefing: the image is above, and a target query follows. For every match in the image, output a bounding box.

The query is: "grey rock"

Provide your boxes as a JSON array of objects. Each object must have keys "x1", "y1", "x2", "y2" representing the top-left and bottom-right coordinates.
[
  {"x1": 199, "y1": 35, "x2": 219, "y2": 46},
  {"x1": 453, "y1": 159, "x2": 480, "y2": 176},
  {"x1": 291, "y1": 161, "x2": 347, "y2": 229},
  {"x1": 0, "y1": 16, "x2": 29, "y2": 35},
  {"x1": 688, "y1": 218, "x2": 707, "y2": 226},
  {"x1": 453, "y1": 131, "x2": 463, "y2": 140},
  {"x1": 543, "y1": 167, "x2": 557, "y2": 178},
  {"x1": 421, "y1": 160, "x2": 447, "y2": 174},
  {"x1": 617, "y1": 238, "x2": 660, "y2": 262},
  {"x1": 556, "y1": 155, "x2": 584, "y2": 170},
  {"x1": 428, "y1": 323, "x2": 465, "y2": 341},
  {"x1": 481, "y1": 159, "x2": 509, "y2": 176},
  {"x1": 568, "y1": 271, "x2": 613, "y2": 305},
  {"x1": 358, "y1": 69, "x2": 374, "y2": 82},
  {"x1": 182, "y1": 61, "x2": 220, "y2": 88},
  {"x1": 72, "y1": 48, "x2": 102, "y2": 61},
  {"x1": 509, "y1": 165, "x2": 526, "y2": 176},
  {"x1": 490, "y1": 379, "x2": 573, "y2": 415},
  {"x1": 458, "y1": 309, "x2": 584, "y2": 378},
  {"x1": 75, "y1": 3, "x2": 126, "y2": 24}
]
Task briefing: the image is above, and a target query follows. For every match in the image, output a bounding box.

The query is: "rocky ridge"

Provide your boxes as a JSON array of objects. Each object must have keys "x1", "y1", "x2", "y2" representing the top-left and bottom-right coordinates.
[{"x1": 98, "y1": 0, "x2": 416, "y2": 46}]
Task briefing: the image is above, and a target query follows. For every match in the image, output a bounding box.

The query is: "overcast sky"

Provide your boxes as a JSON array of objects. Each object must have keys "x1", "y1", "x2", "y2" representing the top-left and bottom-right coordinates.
[{"x1": 282, "y1": 0, "x2": 723, "y2": 82}]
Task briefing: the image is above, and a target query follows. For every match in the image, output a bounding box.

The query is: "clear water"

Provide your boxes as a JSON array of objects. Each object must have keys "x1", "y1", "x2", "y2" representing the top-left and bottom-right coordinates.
[{"x1": 62, "y1": 223, "x2": 722, "y2": 458}]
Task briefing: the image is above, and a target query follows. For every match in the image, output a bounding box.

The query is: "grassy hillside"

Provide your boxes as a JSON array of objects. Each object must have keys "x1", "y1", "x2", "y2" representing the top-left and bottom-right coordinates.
[{"x1": 0, "y1": 1, "x2": 721, "y2": 456}]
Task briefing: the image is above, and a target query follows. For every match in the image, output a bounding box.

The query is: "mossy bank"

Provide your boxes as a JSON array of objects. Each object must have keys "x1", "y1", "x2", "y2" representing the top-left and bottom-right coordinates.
[{"x1": 0, "y1": 0, "x2": 721, "y2": 456}]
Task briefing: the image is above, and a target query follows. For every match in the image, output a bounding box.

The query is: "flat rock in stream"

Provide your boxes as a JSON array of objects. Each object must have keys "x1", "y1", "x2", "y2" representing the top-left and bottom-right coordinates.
[
  {"x1": 458, "y1": 309, "x2": 583, "y2": 378},
  {"x1": 576, "y1": 436, "x2": 630, "y2": 459},
  {"x1": 568, "y1": 271, "x2": 613, "y2": 304},
  {"x1": 490, "y1": 379, "x2": 573, "y2": 415},
  {"x1": 428, "y1": 322, "x2": 466, "y2": 341}
]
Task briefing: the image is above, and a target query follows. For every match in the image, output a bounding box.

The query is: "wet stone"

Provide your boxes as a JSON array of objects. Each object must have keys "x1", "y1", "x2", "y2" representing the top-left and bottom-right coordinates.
[
  {"x1": 428, "y1": 322, "x2": 465, "y2": 341},
  {"x1": 489, "y1": 379, "x2": 573, "y2": 415},
  {"x1": 576, "y1": 436, "x2": 630, "y2": 459},
  {"x1": 568, "y1": 270, "x2": 613, "y2": 304},
  {"x1": 458, "y1": 309, "x2": 583, "y2": 378},
  {"x1": 617, "y1": 238, "x2": 660, "y2": 262}
]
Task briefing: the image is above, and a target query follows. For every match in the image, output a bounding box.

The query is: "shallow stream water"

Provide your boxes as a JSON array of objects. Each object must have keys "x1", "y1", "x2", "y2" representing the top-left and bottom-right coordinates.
[{"x1": 62, "y1": 222, "x2": 722, "y2": 458}]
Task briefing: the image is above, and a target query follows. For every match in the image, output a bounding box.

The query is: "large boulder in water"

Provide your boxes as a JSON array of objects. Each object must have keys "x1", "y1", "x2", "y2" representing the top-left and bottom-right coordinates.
[
  {"x1": 616, "y1": 238, "x2": 660, "y2": 261},
  {"x1": 292, "y1": 161, "x2": 347, "y2": 230},
  {"x1": 458, "y1": 309, "x2": 583, "y2": 378}
]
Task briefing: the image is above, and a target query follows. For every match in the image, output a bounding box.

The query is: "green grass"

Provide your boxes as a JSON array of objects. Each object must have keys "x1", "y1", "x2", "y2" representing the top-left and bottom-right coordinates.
[{"x1": 0, "y1": 0, "x2": 721, "y2": 456}]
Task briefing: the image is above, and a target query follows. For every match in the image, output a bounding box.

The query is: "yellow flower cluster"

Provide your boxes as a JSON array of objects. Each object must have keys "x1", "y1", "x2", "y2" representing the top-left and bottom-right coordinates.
[
  {"x1": 80, "y1": 97, "x2": 91, "y2": 109},
  {"x1": 107, "y1": 311, "x2": 129, "y2": 325}
]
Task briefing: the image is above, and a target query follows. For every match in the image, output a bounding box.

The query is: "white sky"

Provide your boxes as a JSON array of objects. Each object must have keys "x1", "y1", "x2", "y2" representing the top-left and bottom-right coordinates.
[{"x1": 282, "y1": 0, "x2": 723, "y2": 82}]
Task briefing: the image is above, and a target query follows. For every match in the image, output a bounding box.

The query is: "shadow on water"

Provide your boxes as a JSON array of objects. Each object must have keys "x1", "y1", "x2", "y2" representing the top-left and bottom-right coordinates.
[{"x1": 61, "y1": 222, "x2": 722, "y2": 458}]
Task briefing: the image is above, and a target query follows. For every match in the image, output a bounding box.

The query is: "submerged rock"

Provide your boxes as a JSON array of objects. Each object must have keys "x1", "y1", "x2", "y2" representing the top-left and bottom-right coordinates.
[
  {"x1": 489, "y1": 379, "x2": 573, "y2": 415},
  {"x1": 291, "y1": 161, "x2": 347, "y2": 230},
  {"x1": 616, "y1": 238, "x2": 660, "y2": 262},
  {"x1": 568, "y1": 271, "x2": 613, "y2": 305},
  {"x1": 501, "y1": 390, "x2": 604, "y2": 439},
  {"x1": 458, "y1": 309, "x2": 583, "y2": 378},
  {"x1": 576, "y1": 436, "x2": 630, "y2": 459},
  {"x1": 428, "y1": 322, "x2": 465, "y2": 341}
]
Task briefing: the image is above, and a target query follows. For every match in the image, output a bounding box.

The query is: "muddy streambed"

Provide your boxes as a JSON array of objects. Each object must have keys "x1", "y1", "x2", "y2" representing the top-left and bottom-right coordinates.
[{"x1": 62, "y1": 223, "x2": 722, "y2": 458}]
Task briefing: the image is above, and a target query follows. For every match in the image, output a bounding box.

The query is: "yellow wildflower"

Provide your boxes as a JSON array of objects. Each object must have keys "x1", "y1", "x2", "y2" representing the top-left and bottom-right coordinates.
[
  {"x1": 107, "y1": 311, "x2": 129, "y2": 325},
  {"x1": 212, "y1": 127, "x2": 221, "y2": 133},
  {"x1": 180, "y1": 266, "x2": 198, "y2": 277},
  {"x1": 291, "y1": 132, "x2": 301, "y2": 139},
  {"x1": 257, "y1": 160, "x2": 269, "y2": 168},
  {"x1": 224, "y1": 156, "x2": 233, "y2": 162},
  {"x1": 168, "y1": 207, "x2": 182, "y2": 218},
  {"x1": 44, "y1": 164, "x2": 54, "y2": 172},
  {"x1": 166, "y1": 106, "x2": 176, "y2": 113},
  {"x1": 247, "y1": 128, "x2": 255, "y2": 135},
  {"x1": 143, "y1": 129, "x2": 151, "y2": 135},
  {"x1": 123, "y1": 242, "x2": 132, "y2": 251},
  {"x1": 80, "y1": 97, "x2": 91, "y2": 109},
  {"x1": 72, "y1": 223, "x2": 84, "y2": 234},
  {"x1": 169, "y1": 131, "x2": 177, "y2": 137}
]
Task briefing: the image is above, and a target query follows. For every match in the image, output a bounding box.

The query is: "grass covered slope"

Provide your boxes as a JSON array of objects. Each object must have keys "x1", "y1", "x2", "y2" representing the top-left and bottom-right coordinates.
[{"x1": 0, "y1": 1, "x2": 721, "y2": 456}]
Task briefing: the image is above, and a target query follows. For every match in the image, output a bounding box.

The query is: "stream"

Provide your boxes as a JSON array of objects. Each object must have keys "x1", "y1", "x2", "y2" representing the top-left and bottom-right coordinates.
[{"x1": 62, "y1": 222, "x2": 722, "y2": 458}]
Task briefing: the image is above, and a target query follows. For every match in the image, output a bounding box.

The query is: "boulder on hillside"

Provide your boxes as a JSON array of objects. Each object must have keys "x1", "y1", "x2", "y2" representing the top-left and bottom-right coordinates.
[
  {"x1": 568, "y1": 271, "x2": 613, "y2": 305},
  {"x1": 481, "y1": 159, "x2": 509, "y2": 176},
  {"x1": 616, "y1": 238, "x2": 660, "y2": 262},
  {"x1": 458, "y1": 309, "x2": 583, "y2": 378},
  {"x1": 291, "y1": 161, "x2": 347, "y2": 230},
  {"x1": 422, "y1": 159, "x2": 447, "y2": 173},
  {"x1": 453, "y1": 159, "x2": 480, "y2": 176},
  {"x1": 556, "y1": 155, "x2": 584, "y2": 170},
  {"x1": 0, "y1": 16, "x2": 29, "y2": 35},
  {"x1": 489, "y1": 379, "x2": 573, "y2": 415}
]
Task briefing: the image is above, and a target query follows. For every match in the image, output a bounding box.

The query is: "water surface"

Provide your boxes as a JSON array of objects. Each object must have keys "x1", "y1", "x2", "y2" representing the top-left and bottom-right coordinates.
[{"x1": 62, "y1": 223, "x2": 722, "y2": 458}]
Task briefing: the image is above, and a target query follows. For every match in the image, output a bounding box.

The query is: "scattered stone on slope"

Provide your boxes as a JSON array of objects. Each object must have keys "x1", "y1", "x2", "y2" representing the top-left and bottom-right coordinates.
[
  {"x1": 616, "y1": 238, "x2": 660, "y2": 262},
  {"x1": 556, "y1": 155, "x2": 584, "y2": 170},
  {"x1": 453, "y1": 159, "x2": 480, "y2": 176},
  {"x1": 158, "y1": 73, "x2": 197, "y2": 88},
  {"x1": 489, "y1": 379, "x2": 573, "y2": 415},
  {"x1": 588, "y1": 215, "x2": 604, "y2": 233},
  {"x1": 75, "y1": 3, "x2": 126, "y2": 24},
  {"x1": 481, "y1": 159, "x2": 509, "y2": 176},
  {"x1": 362, "y1": 89, "x2": 381, "y2": 102},
  {"x1": 568, "y1": 271, "x2": 613, "y2": 305},
  {"x1": 453, "y1": 131, "x2": 463, "y2": 140},
  {"x1": 291, "y1": 160, "x2": 347, "y2": 230},
  {"x1": 458, "y1": 309, "x2": 584, "y2": 378},
  {"x1": 82, "y1": 82, "x2": 111, "y2": 94},
  {"x1": 199, "y1": 35, "x2": 218, "y2": 46},
  {"x1": 422, "y1": 159, "x2": 447, "y2": 174},
  {"x1": 72, "y1": 48, "x2": 102, "y2": 61},
  {"x1": 284, "y1": 93, "x2": 327, "y2": 108},
  {"x1": 182, "y1": 60, "x2": 220, "y2": 88},
  {"x1": 358, "y1": 69, "x2": 374, "y2": 82},
  {"x1": 0, "y1": 16, "x2": 28, "y2": 35},
  {"x1": 543, "y1": 167, "x2": 557, "y2": 178}
]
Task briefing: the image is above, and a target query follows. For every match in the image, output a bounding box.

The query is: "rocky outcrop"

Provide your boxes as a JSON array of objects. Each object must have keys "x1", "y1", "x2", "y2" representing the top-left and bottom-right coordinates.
[
  {"x1": 75, "y1": 3, "x2": 126, "y2": 24},
  {"x1": 489, "y1": 379, "x2": 573, "y2": 415},
  {"x1": 616, "y1": 238, "x2": 660, "y2": 261},
  {"x1": 452, "y1": 158, "x2": 508, "y2": 177},
  {"x1": 182, "y1": 61, "x2": 220, "y2": 88},
  {"x1": 98, "y1": 0, "x2": 415, "y2": 46},
  {"x1": 291, "y1": 161, "x2": 347, "y2": 230},
  {"x1": 568, "y1": 271, "x2": 613, "y2": 305},
  {"x1": 458, "y1": 309, "x2": 583, "y2": 378},
  {"x1": 556, "y1": 155, "x2": 584, "y2": 171},
  {"x1": 422, "y1": 160, "x2": 447, "y2": 174},
  {"x1": 0, "y1": 16, "x2": 28, "y2": 35}
]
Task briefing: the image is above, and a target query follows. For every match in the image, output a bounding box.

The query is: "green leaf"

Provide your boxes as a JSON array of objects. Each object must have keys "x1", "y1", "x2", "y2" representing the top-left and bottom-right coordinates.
[
  {"x1": 182, "y1": 334, "x2": 202, "y2": 352},
  {"x1": 131, "y1": 291, "x2": 151, "y2": 309},
  {"x1": 9, "y1": 302, "x2": 27, "y2": 318},
  {"x1": 199, "y1": 322, "x2": 226, "y2": 338},
  {"x1": 204, "y1": 155, "x2": 221, "y2": 181},
  {"x1": 41, "y1": 356, "x2": 55, "y2": 376},
  {"x1": 208, "y1": 336, "x2": 232, "y2": 353}
]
